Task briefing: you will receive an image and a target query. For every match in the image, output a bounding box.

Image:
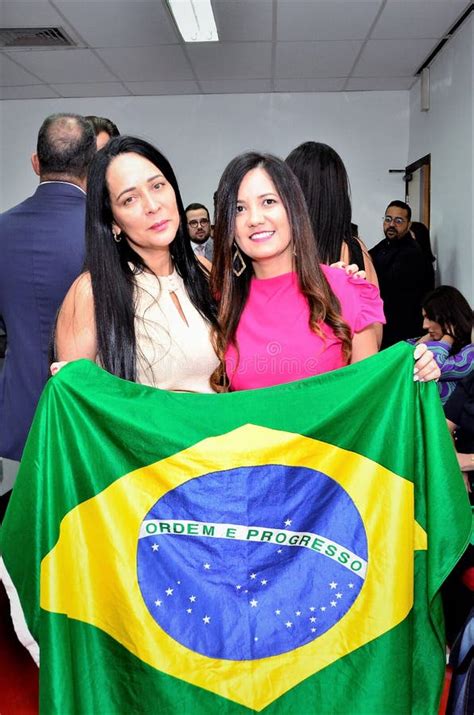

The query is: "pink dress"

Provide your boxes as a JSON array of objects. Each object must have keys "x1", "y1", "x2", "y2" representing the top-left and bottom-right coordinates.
[{"x1": 225, "y1": 265, "x2": 385, "y2": 391}]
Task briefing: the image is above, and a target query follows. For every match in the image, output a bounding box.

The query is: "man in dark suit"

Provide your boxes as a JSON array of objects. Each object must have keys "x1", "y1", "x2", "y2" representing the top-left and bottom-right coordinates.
[
  {"x1": 0, "y1": 113, "x2": 95, "y2": 475},
  {"x1": 369, "y1": 200, "x2": 426, "y2": 349}
]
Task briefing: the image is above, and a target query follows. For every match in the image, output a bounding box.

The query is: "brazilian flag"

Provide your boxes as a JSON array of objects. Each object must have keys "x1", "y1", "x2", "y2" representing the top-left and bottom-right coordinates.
[{"x1": 1, "y1": 344, "x2": 471, "y2": 714}]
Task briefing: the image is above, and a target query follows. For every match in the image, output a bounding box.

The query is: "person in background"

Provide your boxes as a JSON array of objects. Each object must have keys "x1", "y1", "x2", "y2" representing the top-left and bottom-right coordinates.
[
  {"x1": 209, "y1": 152, "x2": 439, "y2": 392},
  {"x1": 370, "y1": 200, "x2": 427, "y2": 348},
  {"x1": 285, "y1": 142, "x2": 378, "y2": 286},
  {"x1": 185, "y1": 203, "x2": 214, "y2": 261},
  {"x1": 85, "y1": 115, "x2": 120, "y2": 151},
  {"x1": 0, "y1": 113, "x2": 95, "y2": 473},
  {"x1": 54, "y1": 136, "x2": 219, "y2": 392},
  {"x1": 410, "y1": 220, "x2": 435, "y2": 295},
  {"x1": 411, "y1": 285, "x2": 473, "y2": 404}
]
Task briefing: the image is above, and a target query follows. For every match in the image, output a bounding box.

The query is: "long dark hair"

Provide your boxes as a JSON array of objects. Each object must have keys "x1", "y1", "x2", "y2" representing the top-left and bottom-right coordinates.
[
  {"x1": 210, "y1": 152, "x2": 352, "y2": 390},
  {"x1": 285, "y1": 141, "x2": 357, "y2": 265},
  {"x1": 410, "y1": 221, "x2": 435, "y2": 262},
  {"x1": 423, "y1": 286, "x2": 472, "y2": 354},
  {"x1": 85, "y1": 135, "x2": 217, "y2": 380}
]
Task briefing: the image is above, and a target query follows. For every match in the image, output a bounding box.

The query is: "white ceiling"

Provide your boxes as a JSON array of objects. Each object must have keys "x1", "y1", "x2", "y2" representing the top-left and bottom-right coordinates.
[{"x1": 0, "y1": 0, "x2": 471, "y2": 100}]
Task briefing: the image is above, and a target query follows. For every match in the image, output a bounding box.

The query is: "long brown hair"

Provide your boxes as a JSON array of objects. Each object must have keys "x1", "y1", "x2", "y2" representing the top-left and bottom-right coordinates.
[{"x1": 210, "y1": 152, "x2": 352, "y2": 390}]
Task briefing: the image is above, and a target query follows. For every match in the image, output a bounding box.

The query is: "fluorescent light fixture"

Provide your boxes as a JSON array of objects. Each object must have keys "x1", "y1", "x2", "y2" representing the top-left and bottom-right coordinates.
[{"x1": 167, "y1": 0, "x2": 219, "y2": 42}]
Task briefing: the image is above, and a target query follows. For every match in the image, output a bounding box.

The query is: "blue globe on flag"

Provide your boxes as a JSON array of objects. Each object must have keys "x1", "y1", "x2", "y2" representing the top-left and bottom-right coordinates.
[{"x1": 137, "y1": 464, "x2": 368, "y2": 660}]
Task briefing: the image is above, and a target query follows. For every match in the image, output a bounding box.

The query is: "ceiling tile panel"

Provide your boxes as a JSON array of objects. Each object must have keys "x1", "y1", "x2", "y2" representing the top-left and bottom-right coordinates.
[
  {"x1": 201, "y1": 78, "x2": 273, "y2": 93},
  {"x1": 4, "y1": 49, "x2": 119, "y2": 83},
  {"x1": 277, "y1": 1, "x2": 383, "y2": 41},
  {"x1": 96, "y1": 46, "x2": 194, "y2": 81},
  {"x1": 0, "y1": 1, "x2": 65, "y2": 26},
  {"x1": 0, "y1": 84, "x2": 59, "y2": 99},
  {"x1": 275, "y1": 41, "x2": 362, "y2": 78},
  {"x1": 275, "y1": 77, "x2": 346, "y2": 92},
  {"x1": 352, "y1": 38, "x2": 437, "y2": 76},
  {"x1": 54, "y1": 0, "x2": 179, "y2": 47},
  {"x1": 213, "y1": 0, "x2": 274, "y2": 42},
  {"x1": 187, "y1": 42, "x2": 272, "y2": 80},
  {"x1": 0, "y1": 54, "x2": 42, "y2": 86},
  {"x1": 125, "y1": 80, "x2": 200, "y2": 95},
  {"x1": 52, "y1": 82, "x2": 131, "y2": 97},
  {"x1": 346, "y1": 76, "x2": 417, "y2": 90},
  {"x1": 372, "y1": 0, "x2": 470, "y2": 39}
]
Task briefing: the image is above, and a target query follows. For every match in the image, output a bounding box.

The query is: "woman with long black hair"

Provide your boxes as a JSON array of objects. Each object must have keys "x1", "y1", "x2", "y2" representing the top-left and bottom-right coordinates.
[
  {"x1": 54, "y1": 136, "x2": 219, "y2": 392},
  {"x1": 209, "y1": 152, "x2": 438, "y2": 392},
  {"x1": 285, "y1": 141, "x2": 378, "y2": 286}
]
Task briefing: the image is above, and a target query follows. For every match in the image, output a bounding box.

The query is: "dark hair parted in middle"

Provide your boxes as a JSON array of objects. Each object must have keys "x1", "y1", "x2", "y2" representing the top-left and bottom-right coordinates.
[
  {"x1": 85, "y1": 135, "x2": 217, "y2": 380},
  {"x1": 210, "y1": 152, "x2": 352, "y2": 388},
  {"x1": 285, "y1": 141, "x2": 355, "y2": 265},
  {"x1": 423, "y1": 285, "x2": 472, "y2": 354}
]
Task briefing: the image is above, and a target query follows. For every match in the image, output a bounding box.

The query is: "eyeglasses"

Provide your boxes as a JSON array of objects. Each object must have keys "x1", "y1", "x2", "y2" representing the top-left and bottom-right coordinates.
[
  {"x1": 188, "y1": 218, "x2": 209, "y2": 229},
  {"x1": 383, "y1": 216, "x2": 407, "y2": 226}
]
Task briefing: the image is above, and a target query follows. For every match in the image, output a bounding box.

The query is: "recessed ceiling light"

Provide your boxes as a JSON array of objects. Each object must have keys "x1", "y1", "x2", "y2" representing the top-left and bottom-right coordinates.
[{"x1": 167, "y1": 0, "x2": 219, "y2": 43}]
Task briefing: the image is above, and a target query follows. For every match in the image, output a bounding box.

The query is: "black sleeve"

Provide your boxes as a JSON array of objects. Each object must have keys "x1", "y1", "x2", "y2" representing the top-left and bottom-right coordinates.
[{"x1": 444, "y1": 373, "x2": 474, "y2": 430}]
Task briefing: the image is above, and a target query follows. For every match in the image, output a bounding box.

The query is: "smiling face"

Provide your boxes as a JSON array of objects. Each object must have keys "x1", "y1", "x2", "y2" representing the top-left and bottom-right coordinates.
[
  {"x1": 234, "y1": 167, "x2": 293, "y2": 278},
  {"x1": 107, "y1": 152, "x2": 180, "y2": 263},
  {"x1": 422, "y1": 310, "x2": 444, "y2": 340}
]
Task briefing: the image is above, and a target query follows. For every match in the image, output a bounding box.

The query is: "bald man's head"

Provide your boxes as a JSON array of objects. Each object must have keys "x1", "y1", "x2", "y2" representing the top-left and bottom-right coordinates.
[{"x1": 35, "y1": 113, "x2": 95, "y2": 182}]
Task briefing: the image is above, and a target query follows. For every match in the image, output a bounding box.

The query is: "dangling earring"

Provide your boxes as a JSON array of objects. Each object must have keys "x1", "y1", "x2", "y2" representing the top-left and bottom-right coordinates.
[
  {"x1": 232, "y1": 244, "x2": 246, "y2": 277},
  {"x1": 112, "y1": 229, "x2": 122, "y2": 243},
  {"x1": 292, "y1": 243, "x2": 297, "y2": 257}
]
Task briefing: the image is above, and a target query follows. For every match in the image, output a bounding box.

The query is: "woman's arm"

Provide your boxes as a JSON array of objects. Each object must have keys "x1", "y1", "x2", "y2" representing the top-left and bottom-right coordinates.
[
  {"x1": 350, "y1": 325, "x2": 378, "y2": 363},
  {"x1": 424, "y1": 342, "x2": 474, "y2": 381},
  {"x1": 55, "y1": 272, "x2": 97, "y2": 361}
]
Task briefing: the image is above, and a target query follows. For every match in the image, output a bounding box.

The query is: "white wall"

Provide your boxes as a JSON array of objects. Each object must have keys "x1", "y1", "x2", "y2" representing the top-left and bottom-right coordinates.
[
  {"x1": 0, "y1": 91, "x2": 409, "y2": 248},
  {"x1": 409, "y1": 15, "x2": 473, "y2": 303}
]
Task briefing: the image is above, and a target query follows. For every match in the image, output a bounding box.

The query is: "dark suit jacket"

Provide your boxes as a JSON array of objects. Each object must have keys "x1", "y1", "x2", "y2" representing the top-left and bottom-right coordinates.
[
  {"x1": 369, "y1": 235, "x2": 426, "y2": 349},
  {"x1": 0, "y1": 182, "x2": 86, "y2": 460}
]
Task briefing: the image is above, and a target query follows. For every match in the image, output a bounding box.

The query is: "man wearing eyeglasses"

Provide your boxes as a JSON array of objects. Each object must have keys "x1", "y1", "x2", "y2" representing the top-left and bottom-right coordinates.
[
  {"x1": 185, "y1": 203, "x2": 213, "y2": 261},
  {"x1": 369, "y1": 200, "x2": 426, "y2": 349}
]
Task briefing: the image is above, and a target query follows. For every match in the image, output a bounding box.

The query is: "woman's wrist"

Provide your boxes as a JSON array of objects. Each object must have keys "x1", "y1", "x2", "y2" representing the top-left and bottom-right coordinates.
[{"x1": 457, "y1": 453, "x2": 474, "y2": 472}]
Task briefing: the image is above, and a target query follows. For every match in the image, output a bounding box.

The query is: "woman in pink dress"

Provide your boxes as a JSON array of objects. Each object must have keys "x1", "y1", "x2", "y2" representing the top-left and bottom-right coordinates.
[{"x1": 210, "y1": 152, "x2": 439, "y2": 391}]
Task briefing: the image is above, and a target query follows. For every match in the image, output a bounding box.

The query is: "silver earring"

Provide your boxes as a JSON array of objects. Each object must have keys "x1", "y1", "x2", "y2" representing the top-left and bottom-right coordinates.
[
  {"x1": 112, "y1": 229, "x2": 122, "y2": 243},
  {"x1": 232, "y1": 244, "x2": 246, "y2": 277}
]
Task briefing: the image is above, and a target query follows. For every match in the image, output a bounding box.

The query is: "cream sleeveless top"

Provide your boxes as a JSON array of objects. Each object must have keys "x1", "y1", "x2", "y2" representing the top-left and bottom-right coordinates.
[{"x1": 133, "y1": 268, "x2": 218, "y2": 393}]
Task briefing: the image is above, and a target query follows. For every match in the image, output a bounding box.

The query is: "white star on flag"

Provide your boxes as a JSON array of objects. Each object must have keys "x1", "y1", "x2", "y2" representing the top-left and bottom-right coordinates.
[
  {"x1": 295, "y1": 610, "x2": 302, "y2": 616},
  {"x1": 236, "y1": 585, "x2": 241, "y2": 590},
  {"x1": 311, "y1": 627, "x2": 316, "y2": 633},
  {"x1": 275, "y1": 609, "x2": 281, "y2": 615},
  {"x1": 285, "y1": 621, "x2": 292, "y2": 628},
  {"x1": 154, "y1": 599, "x2": 162, "y2": 607},
  {"x1": 320, "y1": 606, "x2": 326, "y2": 611},
  {"x1": 151, "y1": 544, "x2": 159, "y2": 551},
  {"x1": 309, "y1": 606, "x2": 316, "y2": 612},
  {"x1": 336, "y1": 592, "x2": 342, "y2": 599},
  {"x1": 165, "y1": 588, "x2": 173, "y2": 596},
  {"x1": 261, "y1": 579, "x2": 268, "y2": 585},
  {"x1": 348, "y1": 583, "x2": 354, "y2": 588},
  {"x1": 250, "y1": 599, "x2": 258, "y2": 607},
  {"x1": 310, "y1": 616, "x2": 316, "y2": 623},
  {"x1": 189, "y1": 595, "x2": 197, "y2": 602},
  {"x1": 203, "y1": 615, "x2": 211, "y2": 624},
  {"x1": 250, "y1": 573, "x2": 257, "y2": 579},
  {"x1": 203, "y1": 563, "x2": 210, "y2": 570},
  {"x1": 330, "y1": 600, "x2": 337, "y2": 607},
  {"x1": 329, "y1": 581, "x2": 337, "y2": 589},
  {"x1": 186, "y1": 608, "x2": 192, "y2": 614},
  {"x1": 284, "y1": 519, "x2": 292, "y2": 526}
]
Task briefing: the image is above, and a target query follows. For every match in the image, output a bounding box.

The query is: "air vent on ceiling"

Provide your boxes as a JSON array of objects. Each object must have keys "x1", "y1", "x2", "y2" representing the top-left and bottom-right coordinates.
[{"x1": 0, "y1": 27, "x2": 75, "y2": 48}]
